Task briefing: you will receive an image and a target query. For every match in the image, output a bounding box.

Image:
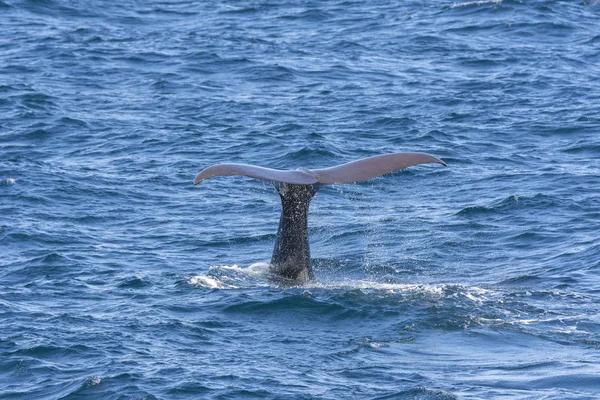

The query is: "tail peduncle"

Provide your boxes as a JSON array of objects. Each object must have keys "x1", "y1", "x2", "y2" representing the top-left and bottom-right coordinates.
[{"x1": 269, "y1": 183, "x2": 320, "y2": 283}]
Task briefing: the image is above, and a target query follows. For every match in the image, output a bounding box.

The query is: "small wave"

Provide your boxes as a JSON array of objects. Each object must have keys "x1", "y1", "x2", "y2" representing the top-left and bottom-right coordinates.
[
  {"x1": 456, "y1": 194, "x2": 563, "y2": 216},
  {"x1": 480, "y1": 374, "x2": 600, "y2": 391},
  {"x1": 56, "y1": 116, "x2": 89, "y2": 128},
  {"x1": 117, "y1": 276, "x2": 153, "y2": 289},
  {"x1": 361, "y1": 116, "x2": 416, "y2": 129},
  {"x1": 279, "y1": 9, "x2": 333, "y2": 22}
]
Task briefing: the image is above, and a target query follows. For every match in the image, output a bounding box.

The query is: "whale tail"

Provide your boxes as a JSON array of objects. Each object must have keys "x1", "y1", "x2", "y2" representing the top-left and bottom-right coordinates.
[{"x1": 193, "y1": 152, "x2": 446, "y2": 284}]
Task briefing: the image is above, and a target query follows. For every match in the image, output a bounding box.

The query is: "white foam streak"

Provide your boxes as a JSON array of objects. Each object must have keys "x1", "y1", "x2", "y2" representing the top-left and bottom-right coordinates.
[
  {"x1": 306, "y1": 280, "x2": 492, "y2": 301},
  {"x1": 452, "y1": 0, "x2": 502, "y2": 8}
]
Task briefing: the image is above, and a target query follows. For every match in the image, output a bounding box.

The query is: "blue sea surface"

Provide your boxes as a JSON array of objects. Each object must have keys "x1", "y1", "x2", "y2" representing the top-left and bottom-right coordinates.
[{"x1": 1, "y1": 0, "x2": 600, "y2": 398}]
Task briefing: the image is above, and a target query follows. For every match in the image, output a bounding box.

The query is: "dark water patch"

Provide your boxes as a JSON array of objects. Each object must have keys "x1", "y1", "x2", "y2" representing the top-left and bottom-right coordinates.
[
  {"x1": 505, "y1": 231, "x2": 559, "y2": 246},
  {"x1": 562, "y1": 142, "x2": 600, "y2": 155},
  {"x1": 333, "y1": 39, "x2": 368, "y2": 51},
  {"x1": 218, "y1": 4, "x2": 275, "y2": 15},
  {"x1": 56, "y1": 116, "x2": 89, "y2": 128},
  {"x1": 135, "y1": 6, "x2": 200, "y2": 17},
  {"x1": 23, "y1": 128, "x2": 52, "y2": 140},
  {"x1": 455, "y1": 194, "x2": 568, "y2": 217},
  {"x1": 441, "y1": 111, "x2": 473, "y2": 121},
  {"x1": 362, "y1": 116, "x2": 417, "y2": 129},
  {"x1": 512, "y1": 21, "x2": 576, "y2": 38},
  {"x1": 5, "y1": 343, "x2": 95, "y2": 362},
  {"x1": 271, "y1": 122, "x2": 306, "y2": 134},
  {"x1": 493, "y1": 360, "x2": 563, "y2": 371},
  {"x1": 165, "y1": 381, "x2": 212, "y2": 396},
  {"x1": 117, "y1": 276, "x2": 153, "y2": 289},
  {"x1": 442, "y1": 22, "x2": 503, "y2": 35},
  {"x1": 498, "y1": 275, "x2": 544, "y2": 286},
  {"x1": 1, "y1": 64, "x2": 40, "y2": 75},
  {"x1": 241, "y1": 64, "x2": 296, "y2": 82},
  {"x1": 533, "y1": 123, "x2": 591, "y2": 136},
  {"x1": 372, "y1": 387, "x2": 457, "y2": 400},
  {"x1": 150, "y1": 77, "x2": 185, "y2": 91},
  {"x1": 224, "y1": 294, "x2": 347, "y2": 316},
  {"x1": 278, "y1": 8, "x2": 334, "y2": 22},
  {"x1": 28, "y1": 252, "x2": 71, "y2": 265},
  {"x1": 10, "y1": 92, "x2": 58, "y2": 112},
  {"x1": 455, "y1": 204, "x2": 497, "y2": 216}
]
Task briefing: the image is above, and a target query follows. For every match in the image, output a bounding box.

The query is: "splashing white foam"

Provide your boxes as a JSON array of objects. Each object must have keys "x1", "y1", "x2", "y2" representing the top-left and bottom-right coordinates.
[
  {"x1": 189, "y1": 262, "x2": 270, "y2": 289},
  {"x1": 4, "y1": 178, "x2": 16, "y2": 184},
  {"x1": 189, "y1": 265, "x2": 492, "y2": 305},
  {"x1": 209, "y1": 262, "x2": 270, "y2": 277},
  {"x1": 189, "y1": 275, "x2": 237, "y2": 289}
]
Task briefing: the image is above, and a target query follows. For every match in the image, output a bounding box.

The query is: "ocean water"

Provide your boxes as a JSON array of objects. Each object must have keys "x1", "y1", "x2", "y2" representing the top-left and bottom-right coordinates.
[{"x1": 1, "y1": 0, "x2": 600, "y2": 398}]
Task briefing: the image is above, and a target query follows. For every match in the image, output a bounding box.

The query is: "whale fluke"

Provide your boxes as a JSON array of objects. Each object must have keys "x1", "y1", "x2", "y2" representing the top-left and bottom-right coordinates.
[
  {"x1": 194, "y1": 152, "x2": 446, "y2": 284},
  {"x1": 194, "y1": 152, "x2": 445, "y2": 186}
]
